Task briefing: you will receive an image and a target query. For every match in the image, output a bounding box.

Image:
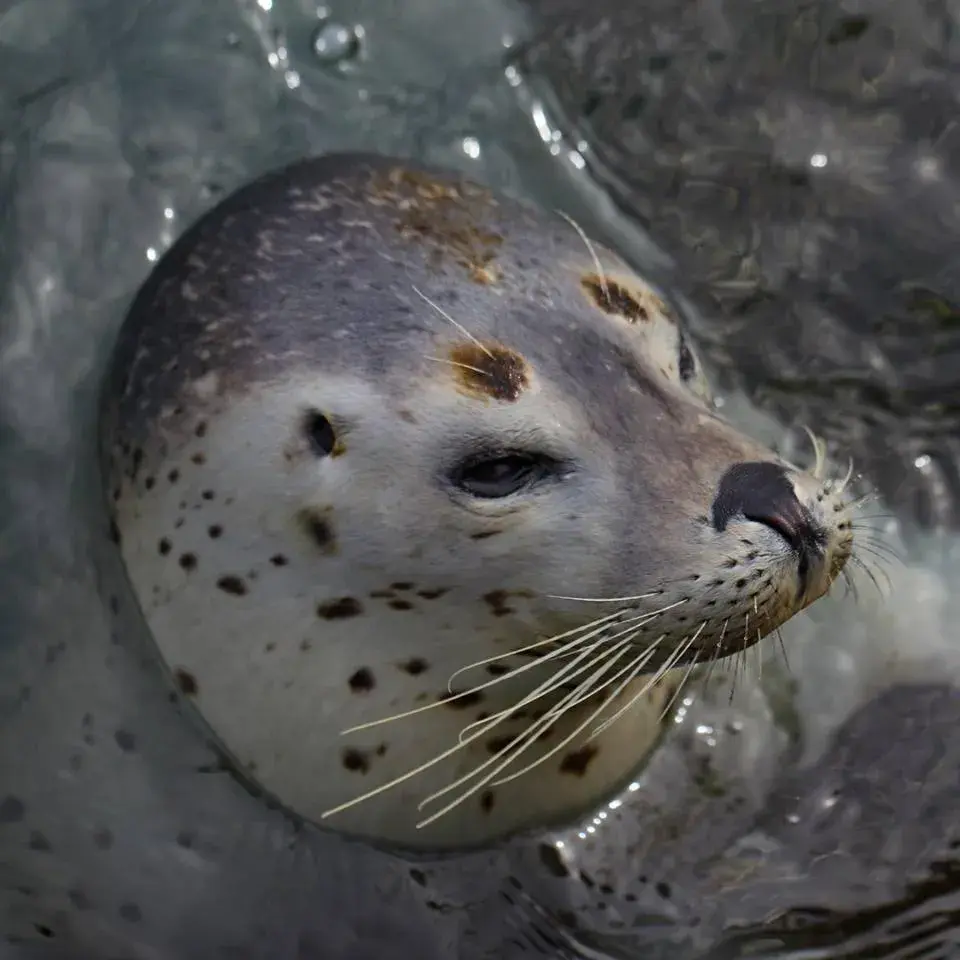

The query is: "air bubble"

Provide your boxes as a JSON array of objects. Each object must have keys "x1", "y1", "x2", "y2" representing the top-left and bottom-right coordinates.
[{"x1": 311, "y1": 19, "x2": 363, "y2": 66}]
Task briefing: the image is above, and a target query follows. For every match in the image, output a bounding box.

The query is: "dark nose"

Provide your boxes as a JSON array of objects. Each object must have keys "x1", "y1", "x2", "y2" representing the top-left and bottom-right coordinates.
[{"x1": 711, "y1": 462, "x2": 826, "y2": 569}]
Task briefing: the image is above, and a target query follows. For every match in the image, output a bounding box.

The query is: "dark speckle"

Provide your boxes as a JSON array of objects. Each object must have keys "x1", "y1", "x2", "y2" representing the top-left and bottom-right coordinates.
[
  {"x1": 108, "y1": 518, "x2": 121, "y2": 545},
  {"x1": 174, "y1": 668, "x2": 199, "y2": 696},
  {"x1": 114, "y1": 730, "x2": 137, "y2": 753},
  {"x1": 28, "y1": 830, "x2": 51, "y2": 852},
  {"x1": 486, "y1": 735, "x2": 516, "y2": 755},
  {"x1": 0, "y1": 795, "x2": 25, "y2": 824},
  {"x1": 471, "y1": 530, "x2": 502, "y2": 540},
  {"x1": 34, "y1": 923, "x2": 54, "y2": 938},
  {"x1": 208, "y1": 524, "x2": 223, "y2": 539},
  {"x1": 439, "y1": 689, "x2": 484, "y2": 709},
  {"x1": 581, "y1": 273, "x2": 651, "y2": 323},
  {"x1": 299, "y1": 509, "x2": 337, "y2": 553},
  {"x1": 485, "y1": 663, "x2": 510, "y2": 677},
  {"x1": 391, "y1": 582, "x2": 414, "y2": 590},
  {"x1": 483, "y1": 590, "x2": 513, "y2": 617},
  {"x1": 317, "y1": 597, "x2": 362, "y2": 620},
  {"x1": 400, "y1": 657, "x2": 429, "y2": 675},
  {"x1": 270, "y1": 553, "x2": 288, "y2": 566},
  {"x1": 68, "y1": 888, "x2": 92, "y2": 910},
  {"x1": 348, "y1": 667, "x2": 375, "y2": 692},
  {"x1": 216, "y1": 575, "x2": 248, "y2": 596},
  {"x1": 191, "y1": 452, "x2": 206, "y2": 465},
  {"x1": 417, "y1": 588, "x2": 448, "y2": 600},
  {"x1": 179, "y1": 552, "x2": 197, "y2": 571},
  {"x1": 195, "y1": 421, "x2": 208, "y2": 438},
  {"x1": 201, "y1": 489, "x2": 215, "y2": 501},
  {"x1": 168, "y1": 469, "x2": 180, "y2": 483},
  {"x1": 448, "y1": 342, "x2": 529, "y2": 403},
  {"x1": 342, "y1": 748, "x2": 369, "y2": 773},
  {"x1": 93, "y1": 827, "x2": 114, "y2": 850},
  {"x1": 119, "y1": 902, "x2": 143, "y2": 923},
  {"x1": 158, "y1": 537, "x2": 172, "y2": 556},
  {"x1": 480, "y1": 789, "x2": 495, "y2": 812},
  {"x1": 389, "y1": 599, "x2": 414, "y2": 611},
  {"x1": 559, "y1": 744, "x2": 598, "y2": 776}
]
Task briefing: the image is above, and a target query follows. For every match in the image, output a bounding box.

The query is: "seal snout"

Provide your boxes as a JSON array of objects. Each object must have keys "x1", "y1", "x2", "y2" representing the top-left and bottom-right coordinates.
[{"x1": 711, "y1": 461, "x2": 828, "y2": 595}]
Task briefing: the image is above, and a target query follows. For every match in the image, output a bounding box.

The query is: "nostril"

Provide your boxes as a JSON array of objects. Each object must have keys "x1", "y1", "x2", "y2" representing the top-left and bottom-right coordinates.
[{"x1": 711, "y1": 461, "x2": 820, "y2": 551}]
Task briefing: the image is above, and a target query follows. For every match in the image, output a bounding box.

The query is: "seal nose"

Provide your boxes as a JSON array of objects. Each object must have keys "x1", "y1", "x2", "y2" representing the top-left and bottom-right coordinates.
[{"x1": 711, "y1": 461, "x2": 826, "y2": 588}]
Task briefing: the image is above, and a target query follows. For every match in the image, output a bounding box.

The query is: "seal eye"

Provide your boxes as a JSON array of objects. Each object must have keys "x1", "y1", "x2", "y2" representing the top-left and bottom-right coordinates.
[
  {"x1": 677, "y1": 331, "x2": 697, "y2": 382},
  {"x1": 453, "y1": 454, "x2": 547, "y2": 499},
  {"x1": 304, "y1": 409, "x2": 336, "y2": 457}
]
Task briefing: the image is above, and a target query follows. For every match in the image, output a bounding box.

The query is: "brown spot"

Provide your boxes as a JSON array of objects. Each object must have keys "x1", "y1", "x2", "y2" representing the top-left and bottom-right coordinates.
[
  {"x1": 398, "y1": 409, "x2": 417, "y2": 423},
  {"x1": 369, "y1": 166, "x2": 503, "y2": 283},
  {"x1": 317, "y1": 597, "x2": 363, "y2": 620},
  {"x1": 483, "y1": 590, "x2": 514, "y2": 617},
  {"x1": 559, "y1": 744, "x2": 598, "y2": 777},
  {"x1": 439, "y1": 689, "x2": 484, "y2": 709},
  {"x1": 342, "y1": 748, "x2": 369, "y2": 773},
  {"x1": 480, "y1": 789, "x2": 496, "y2": 812},
  {"x1": 179, "y1": 553, "x2": 197, "y2": 571},
  {"x1": 298, "y1": 509, "x2": 337, "y2": 554},
  {"x1": 208, "y1": 524, "x2": 223, "y2": 539},
  {"x1": 389, "y1": 599, "x2": 414, "y2": 611},
  {"x1": 158, "y1": 537, "x2": 172, "y2": 556},
  {"x1": 581, "y1": 274, "x2": 655, "y2": 323},
  {"x1": 486, "y1": 735, "x2": 516, "y2": 755},
  {"x1": 174, "y1": 668, "x2": 198, "y2": 696},
  {"x1": 400, "y1": 657, "x2": 429, "y2": 675},
  {"x1": 448, "y1": 341, "x2": 529, "y2": 403},
  {"x1": 348, "y1": 668, "x2": 375, "y2": 692},
  {"x1": 191, "y1": 452, "x2": 206, "y2": 465},
  {"x1": 417, "y1": 588, "x2": 448, "y2": 600},
  {"x1": 216, "y1": 575, "x2": 247, "y2": 596},
  {"x1": 270, "y1": 553, "x2": 288, "y2": 567}
]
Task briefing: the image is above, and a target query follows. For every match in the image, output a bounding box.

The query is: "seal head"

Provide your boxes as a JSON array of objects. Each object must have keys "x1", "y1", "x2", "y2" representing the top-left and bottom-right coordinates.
[{"x1": 101, "y1": 153, "x2": 854, "y2": 850}]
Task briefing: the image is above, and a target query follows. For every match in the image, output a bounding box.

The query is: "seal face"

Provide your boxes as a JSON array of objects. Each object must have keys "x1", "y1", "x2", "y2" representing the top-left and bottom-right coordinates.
[{"x1": 100, "y1": 153, "x2": 854, "y2": 851}]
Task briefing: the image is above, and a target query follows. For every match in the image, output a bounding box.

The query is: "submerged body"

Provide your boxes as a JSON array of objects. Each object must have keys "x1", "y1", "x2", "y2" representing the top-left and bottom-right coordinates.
[{"x1": 1, "y1": 153, "x2": 854, "y2": 957}]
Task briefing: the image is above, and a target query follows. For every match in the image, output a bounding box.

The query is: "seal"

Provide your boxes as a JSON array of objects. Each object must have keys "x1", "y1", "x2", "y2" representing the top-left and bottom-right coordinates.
[{"x1": 100, "y1": 152, "x2": 855, "y2": 851}]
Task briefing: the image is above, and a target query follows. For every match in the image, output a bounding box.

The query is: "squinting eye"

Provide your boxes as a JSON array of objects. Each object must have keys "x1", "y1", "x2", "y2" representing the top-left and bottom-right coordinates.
[{"x1": 452, "y1": 454, "x2": 551, "y2": 499}]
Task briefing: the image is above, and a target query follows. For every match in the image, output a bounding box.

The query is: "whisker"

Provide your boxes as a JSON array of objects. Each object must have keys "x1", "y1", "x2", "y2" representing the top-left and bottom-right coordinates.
[
  {"x1": 424, "y1": 356, "x2": 491, "y2": 377},
  {"x1": 412, "y1": 285, "x2": 494, "y2": 359},
  {"x1": 547, "y1": 591, "x2": 665, "y2": 603},
  {"x1": 415, "y1": 645, "x2": 635, "y2": 824},
  {"x1": 556, "y1": 210, "x2": 610, "y2": 304},
  {"x1": 453, "y1": 610, "x2": 677, "y2": 743}
]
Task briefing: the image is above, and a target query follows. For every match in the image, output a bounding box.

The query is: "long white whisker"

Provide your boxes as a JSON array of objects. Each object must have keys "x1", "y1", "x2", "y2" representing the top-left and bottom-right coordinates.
[
  {"x1": 424, "y1": 356, "x2": 491, "y2": 377},
  {"x1": 416, "y1": 643, "x2": 631, "y2": 819},
  {"x1": 555, "y1": 210, "x2": 610, "y2": 304},
  {"x1": 412, "y1": 285, "x2": 494, "y2": 359}
]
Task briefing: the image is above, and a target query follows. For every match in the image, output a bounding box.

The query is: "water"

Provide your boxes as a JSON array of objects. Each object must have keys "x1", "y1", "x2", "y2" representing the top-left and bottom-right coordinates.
[{"x1": 1, "y1": 0, "x2": 959, "y2": 957}]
